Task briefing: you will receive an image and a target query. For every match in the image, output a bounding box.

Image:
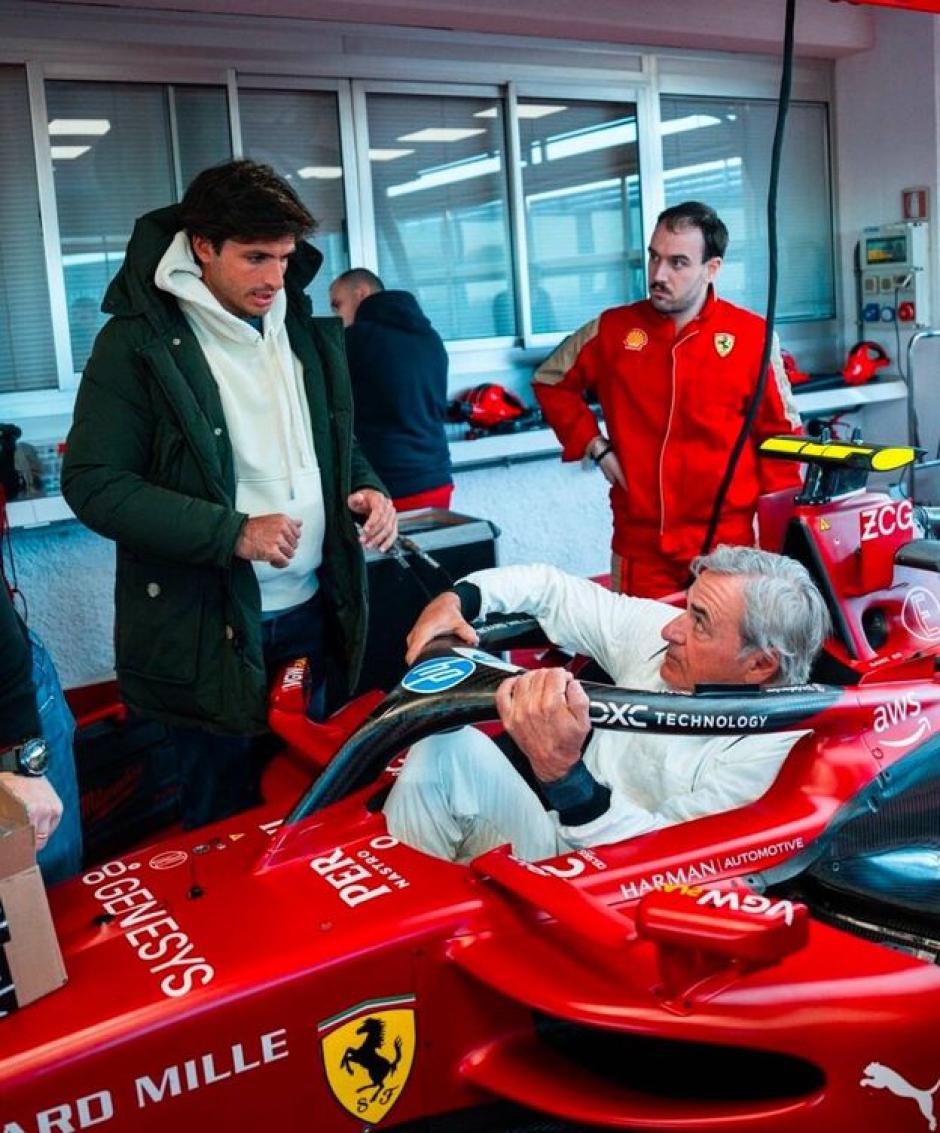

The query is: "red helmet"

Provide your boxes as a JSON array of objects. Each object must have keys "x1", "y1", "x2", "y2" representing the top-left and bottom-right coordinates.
[
  {"x1": 780, "y1": 349, "x2": 810, "y2": 385},
  {"x1": 453, "y1": 384, "x2": 528, "y2": 428},
  {"x1": 842, "y1": 341, "x2": 890, "y2": 386}
]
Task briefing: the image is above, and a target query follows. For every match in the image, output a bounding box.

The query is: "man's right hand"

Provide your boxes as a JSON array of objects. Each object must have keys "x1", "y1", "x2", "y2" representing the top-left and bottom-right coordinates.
[
  {"x1": 405, "y1": 591, "x2": 478, "y2": 665},
  {"x1": 597, "y1": 450, "x2": 626, "y2": 490},
  {"x1": 585, "y1": 435, "x2": 626, "y2": 490},
  {"x1": 235, "y1": 513, "x2": 302, "y2": 568},
  {"x1": 0, "y1": 773, "x2": 63, "y2": 850}
]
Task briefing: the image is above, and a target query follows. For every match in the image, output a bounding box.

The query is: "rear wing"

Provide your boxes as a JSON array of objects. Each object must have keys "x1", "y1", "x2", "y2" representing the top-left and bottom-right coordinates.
[{"x1": 761, "y1": 435, "x2": 919, "y2": 473}]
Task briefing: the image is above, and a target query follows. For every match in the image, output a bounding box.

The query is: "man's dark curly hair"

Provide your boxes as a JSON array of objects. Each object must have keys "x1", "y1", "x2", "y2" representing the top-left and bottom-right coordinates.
[
  {"x1": 656, "y1": 200, "x2": 728, "y2": 261},
  {"x1": 180, "y1": 160, "x2": 316, "y2": 250}
]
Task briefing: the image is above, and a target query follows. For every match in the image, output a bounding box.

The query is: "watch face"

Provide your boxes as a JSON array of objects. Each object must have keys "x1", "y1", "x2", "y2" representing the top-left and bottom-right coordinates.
[{"x1": 19, "y1": 738, "x2": 49, "y2": 776}]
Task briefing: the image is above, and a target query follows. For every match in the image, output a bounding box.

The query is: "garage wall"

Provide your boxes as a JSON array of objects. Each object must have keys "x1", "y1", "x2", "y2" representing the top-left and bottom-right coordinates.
[
  {"x1": 6, "y1": 0, "x2": 939, "y2": 689},
  {"x1": 834, "y1": 6, "x2": 940, "y2": 450},
  {"x1": 10, "y1": 459, "x2": 615, "y2": 689}
]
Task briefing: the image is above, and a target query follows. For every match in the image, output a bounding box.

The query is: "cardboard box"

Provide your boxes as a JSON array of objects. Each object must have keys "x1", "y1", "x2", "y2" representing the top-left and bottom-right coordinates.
[{"x1": 0, "y1": 787, "x2": 66, "y2": 1016}]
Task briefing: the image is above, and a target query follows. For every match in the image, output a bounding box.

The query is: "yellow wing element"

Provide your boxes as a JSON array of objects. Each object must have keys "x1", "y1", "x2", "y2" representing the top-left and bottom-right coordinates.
[{"x1": 760, "y1": 435, "x2": 919, "y2": 473}]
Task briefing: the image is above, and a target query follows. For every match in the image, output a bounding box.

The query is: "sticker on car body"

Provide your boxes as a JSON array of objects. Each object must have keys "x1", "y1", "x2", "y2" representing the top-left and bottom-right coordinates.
[
  {"x1": 319, "y1": 995, "x2": 416, "y2": 1124},
  {"x1": 401, "y1": 657, "x2": 476, "y2": 694},
  {"x1": 452, "y1": 646, "x2": 523, "y2": 674}
]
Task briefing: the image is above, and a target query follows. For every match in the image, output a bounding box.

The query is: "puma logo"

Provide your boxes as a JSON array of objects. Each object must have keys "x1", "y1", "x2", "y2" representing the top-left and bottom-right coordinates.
[{"x1": 861, "y1": 1061, "x2": 940, "y2": 1130}]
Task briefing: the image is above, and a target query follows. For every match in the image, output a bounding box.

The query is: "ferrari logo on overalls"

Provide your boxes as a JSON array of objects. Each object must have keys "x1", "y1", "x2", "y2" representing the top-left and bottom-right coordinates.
[
  {"x1": 319, "y1": 996, "x2": 416, "y2": 1123},
  {"x1": 623, "y1": 328, "x2": 648, "y2": 351},
  {"x1": 714, "y1": 332, "x2": 735, "y2": 357}
]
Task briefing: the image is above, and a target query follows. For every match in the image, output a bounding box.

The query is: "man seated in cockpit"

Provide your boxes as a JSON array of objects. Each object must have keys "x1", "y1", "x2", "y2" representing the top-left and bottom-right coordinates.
[{"x1": 384, "y1": 546, "x2": 829, "y2": 863}]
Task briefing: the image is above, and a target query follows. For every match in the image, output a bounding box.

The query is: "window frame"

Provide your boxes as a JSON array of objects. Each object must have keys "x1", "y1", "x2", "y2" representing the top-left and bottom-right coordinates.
[
  {"x1": 508, "y1": 77, "x2": 654, "y2": 350},
  {"x1": 0, "y1": 41, "x2": 838, "y2": 427},
  {"x1": 353, "y1": 79, "x2": 516, "y2": 350},
  {"x1": 657, "y1": 54, "x2": 839, "y2": 363},
  {"x1": 7, "y1": 61, "x2": 237, "y2": 421}
]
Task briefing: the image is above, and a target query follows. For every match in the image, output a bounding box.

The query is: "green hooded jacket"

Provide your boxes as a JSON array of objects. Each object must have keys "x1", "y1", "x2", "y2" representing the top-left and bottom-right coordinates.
[{"x1": 62, "y1": 205, "x2": 385, "y2": 734}]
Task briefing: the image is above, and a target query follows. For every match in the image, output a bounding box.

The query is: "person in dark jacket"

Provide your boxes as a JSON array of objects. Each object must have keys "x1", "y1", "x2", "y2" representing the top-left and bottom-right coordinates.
[
  {"x1": 329, "y1": 269, "x2": 453, "y2": 512},
  {"x1": 62, "y1": 161, "x2": 397, "y2": 828},
  {"x1": 0, "y1": 585, "x2": 82, "y2": 883}
]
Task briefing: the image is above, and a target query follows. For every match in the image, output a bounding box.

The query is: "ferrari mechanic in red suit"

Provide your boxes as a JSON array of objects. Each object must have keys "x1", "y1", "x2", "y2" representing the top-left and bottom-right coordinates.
[{"x1": 533, "y1": 201, "x2": 802, "y2": 598}]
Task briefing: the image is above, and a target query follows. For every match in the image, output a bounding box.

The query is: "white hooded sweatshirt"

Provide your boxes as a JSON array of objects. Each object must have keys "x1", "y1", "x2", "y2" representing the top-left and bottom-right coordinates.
[{"x1": 155, "y1": 230, "x2": 326, "y2": 613}]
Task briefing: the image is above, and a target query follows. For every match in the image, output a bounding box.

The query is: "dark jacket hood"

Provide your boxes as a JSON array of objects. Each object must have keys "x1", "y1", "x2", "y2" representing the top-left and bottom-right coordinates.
[
  {"x1": 354, "y1": 289, "x2": 432, "y2": 335},
  {"x1": 102, "y1": 204, "x2": 324, "y2": 323}
]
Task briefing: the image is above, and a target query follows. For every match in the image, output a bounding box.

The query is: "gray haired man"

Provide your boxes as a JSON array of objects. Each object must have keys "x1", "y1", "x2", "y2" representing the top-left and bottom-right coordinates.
[{"x1": 384, "y1": 547, "x2": 830, "y2": 863}]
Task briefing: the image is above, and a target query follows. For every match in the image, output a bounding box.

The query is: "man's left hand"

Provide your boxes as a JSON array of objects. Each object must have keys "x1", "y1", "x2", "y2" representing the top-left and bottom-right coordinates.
[
  {"x1": 348, "y1": 489, "x2": 398, "y2": 551},
  {"x1": 495, "y1": 667, "x2": 590, "y2": 784},
  {"x1": 0, "y1": 773, "x2": 63, "y2": 850}
]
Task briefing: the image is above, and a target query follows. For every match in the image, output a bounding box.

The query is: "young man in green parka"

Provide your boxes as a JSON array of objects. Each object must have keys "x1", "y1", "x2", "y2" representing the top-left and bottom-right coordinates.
[{"x1": 62, "y1": 160, "x2": 397, "y2": 828}]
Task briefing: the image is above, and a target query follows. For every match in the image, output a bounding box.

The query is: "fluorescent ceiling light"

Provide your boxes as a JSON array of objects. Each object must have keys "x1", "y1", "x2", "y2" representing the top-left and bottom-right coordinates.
[
  {"x1": 297, "y1": 165, "x2": 343, "y2": 179},
  {"x1": 397, "y1": 127, "x2": 486, "y2": 144},
  {"x1": 50, "y1": 145, "x2": 91, "y2": 160},
  {"x1": 526, "y1": 176, "x2": 620, "y2": 206},
  {"x1": 540, "y1": 113, "x2": 720, "y2": 163},
  {"x1": 48, "y1": 118, "x2": 111, "y2": 136},
  {"x1": 388, "y1": 154, "x2": 501, "y2": 198},
  {"x1": 664, "y1": 156, "x2": 742, "y2": 180},
  {"x1": 545, "y1": 120, "x2": 636, "y2": 161},
  {"x1": 659, "y1": 114, "x2": 722, "y2": 136},
  {"x1": 475, "y1": 104, "x2": 566, "y2": 120},
  {"x1": 369, "y1": 148, "x2": 414, "y2": 162},
  {"x1": 62, "y1": 251, "x2": 126, "y2": 266}
]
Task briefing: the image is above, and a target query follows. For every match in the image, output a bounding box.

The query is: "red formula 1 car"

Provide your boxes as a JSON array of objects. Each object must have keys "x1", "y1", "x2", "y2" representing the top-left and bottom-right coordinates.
[{"x1": 3, "y1": 437, "x2": 940, "y2": 1133}]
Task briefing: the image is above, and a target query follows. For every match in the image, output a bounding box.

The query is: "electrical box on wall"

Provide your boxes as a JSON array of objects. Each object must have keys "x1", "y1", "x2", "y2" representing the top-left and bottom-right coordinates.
[{"x1": 859, "y1": 221, "x2": 930, "y2": 329}]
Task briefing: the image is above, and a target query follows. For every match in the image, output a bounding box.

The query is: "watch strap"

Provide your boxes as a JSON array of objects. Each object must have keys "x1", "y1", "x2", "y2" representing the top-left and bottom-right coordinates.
[
  {"x1": 0, "y1": 747, "x2": 22, "y2": 774},
  {"x1": 0, "y1": 739, "x2": 47, "y2": 776}
]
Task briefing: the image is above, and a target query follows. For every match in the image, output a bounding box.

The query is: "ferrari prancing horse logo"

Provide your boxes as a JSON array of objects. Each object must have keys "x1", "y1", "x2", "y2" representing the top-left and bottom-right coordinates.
[
  {"x1": 319, "y1": 996, "x2": 416, "y2": 1123},
  {"x1": 714, "y1": 332, "x2": 735, "y2": 357}
]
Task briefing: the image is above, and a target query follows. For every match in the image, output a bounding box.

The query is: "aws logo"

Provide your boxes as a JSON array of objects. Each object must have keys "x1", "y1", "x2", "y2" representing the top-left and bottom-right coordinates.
[{"x1": 873, "y1": 693, "x2": 930, "y2": 749}]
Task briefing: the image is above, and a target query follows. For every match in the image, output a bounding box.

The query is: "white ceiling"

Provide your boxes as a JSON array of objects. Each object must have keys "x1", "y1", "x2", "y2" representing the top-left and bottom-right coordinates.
[{"x1": 19, "y1": 0, "x2": 877, "y2": 58}]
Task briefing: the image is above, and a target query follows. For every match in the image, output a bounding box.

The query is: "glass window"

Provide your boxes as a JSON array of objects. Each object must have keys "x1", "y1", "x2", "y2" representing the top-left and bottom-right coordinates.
[
  {"x1": 45, "y1": 80, "x2": 230, "y2": 373},
  {"x1": 174, "y1": 85, "x2": 233, "y2": 191},
  {"x1": 519, "y1": 97, "x2": 644, "y2": 335},
  {"x1": 365, "y1": 93, "x2": 514, "y2": 341},
  {"x1": 660, "y1": 96, "x2": 834, "y2": 322},
  {"x1": 0, "y1": 67, "x2": 57, "y2": 394},
  {"x1": 239, "y1": 89, "x2": 348, "y2": 318}
]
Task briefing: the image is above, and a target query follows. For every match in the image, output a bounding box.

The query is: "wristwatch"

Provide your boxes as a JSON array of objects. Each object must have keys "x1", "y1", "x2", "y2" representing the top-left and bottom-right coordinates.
[{"x1": 0, "y1": 737, "x2": 49, "y2": 776}]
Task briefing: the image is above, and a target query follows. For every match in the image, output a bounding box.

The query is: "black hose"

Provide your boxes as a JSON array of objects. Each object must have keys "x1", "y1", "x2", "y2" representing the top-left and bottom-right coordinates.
[{"x1": 698, "y1": 0, "x2": 796, "y2": 559}]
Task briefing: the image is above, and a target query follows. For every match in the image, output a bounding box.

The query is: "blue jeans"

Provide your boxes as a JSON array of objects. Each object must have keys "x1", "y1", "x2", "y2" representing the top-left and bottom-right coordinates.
[
  {"x1": 171, "y1": 593, "x2": 326, "y2": 829},
  {"x1": 31, "y1": 631, "x2": 83, "y2": 885}
]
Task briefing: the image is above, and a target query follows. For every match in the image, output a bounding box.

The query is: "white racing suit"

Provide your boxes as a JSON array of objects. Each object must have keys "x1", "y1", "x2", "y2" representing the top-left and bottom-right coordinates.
[{"x1": 384, "y1": 564, "x2": 801, "y2": 863}]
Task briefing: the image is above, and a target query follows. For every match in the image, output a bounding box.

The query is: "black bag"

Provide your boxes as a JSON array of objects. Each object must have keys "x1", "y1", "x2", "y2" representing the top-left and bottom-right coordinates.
[
  {"x1": 0, "y1": 423, "x2": 22, "y2": 501},
  {"x1": 75, "y1": 712, "x2": 181, "y2": 865}
]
